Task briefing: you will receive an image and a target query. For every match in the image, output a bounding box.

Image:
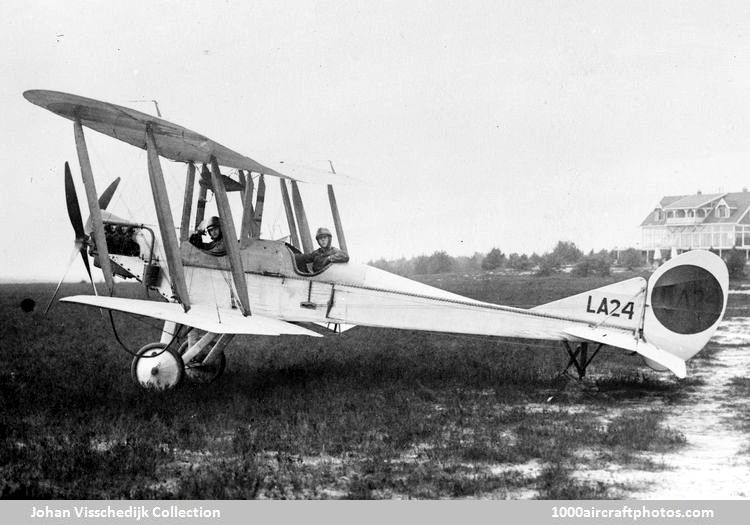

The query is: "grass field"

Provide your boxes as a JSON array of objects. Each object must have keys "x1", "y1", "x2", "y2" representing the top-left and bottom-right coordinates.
[{"x1": 0, "y1": 273, "x2": 730, "y2": 499}]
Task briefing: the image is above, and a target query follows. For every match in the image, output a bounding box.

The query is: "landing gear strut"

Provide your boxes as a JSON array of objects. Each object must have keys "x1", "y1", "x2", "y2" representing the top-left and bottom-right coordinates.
[
  {"x1": 561, "y1": 341, "x2": 604, "y2": 379},
  {"x1": 129, "y1": 325, "x2": 232, "y2": 390},
  {"x1": 178, "y1": 340, "x2": 227, "y2": 384}
]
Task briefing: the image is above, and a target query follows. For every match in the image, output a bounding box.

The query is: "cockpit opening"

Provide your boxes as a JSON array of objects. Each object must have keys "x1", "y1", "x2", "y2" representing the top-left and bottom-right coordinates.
[{"x1": 288, "y1": 227, "x2": 350, "y2": 275}]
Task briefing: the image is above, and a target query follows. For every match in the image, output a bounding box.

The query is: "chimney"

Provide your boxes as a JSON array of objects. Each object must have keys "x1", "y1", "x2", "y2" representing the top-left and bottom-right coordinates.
[{"x1": 697, "y1": 190, "x2": 702, "y2": 195}]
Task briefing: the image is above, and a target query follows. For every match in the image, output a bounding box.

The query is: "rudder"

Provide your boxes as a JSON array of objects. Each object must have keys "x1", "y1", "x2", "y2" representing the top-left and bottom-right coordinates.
[{"x1": 642, "y1": 250, "x2": 728, "y2": 364}]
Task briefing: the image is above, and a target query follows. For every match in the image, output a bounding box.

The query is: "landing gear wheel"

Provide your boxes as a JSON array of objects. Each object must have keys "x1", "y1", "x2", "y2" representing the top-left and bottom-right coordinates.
[
  {"x1": 131, "y1": 342, "x2": 185, "y2": 390},
  {"x1": 177, "y1": 341, "x2": 226, "y2": 384}
]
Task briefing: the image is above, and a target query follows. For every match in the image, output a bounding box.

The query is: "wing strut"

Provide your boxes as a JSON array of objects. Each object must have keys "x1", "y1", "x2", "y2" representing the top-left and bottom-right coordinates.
[
  {"x1": 195, "y1": 164, "x2": 209, "y2": 228},
  {"x1": 326, "y1": 161, "x2": 348, "y2": 254},
  {"x1": 327, "y1": 184, "x2": 348, "y2": 254},
  {"x1": 145, "y1": 126, "x2": 191, "y2": 312},
  {"x1": 180, "y1": 162, "x2": 196, "y2": 242},
  {"x1": 253, "y1": 174, "x2": 266, "y2": 239},
  {"x1": 239, "y1": 170, "x2": 256, "y2": 246},
  {"x1": 210, "y1": 156, "x2": 251, "y2": 316},
  {"x1": 73, "y1": 120, "x2": 114, "y2": 292},
  {"x1": 291, "y1": 180, "x2": 314, "y2": 252},
  {"x1": 280, "y1": 179, "x2": 300, "y2": 249}
]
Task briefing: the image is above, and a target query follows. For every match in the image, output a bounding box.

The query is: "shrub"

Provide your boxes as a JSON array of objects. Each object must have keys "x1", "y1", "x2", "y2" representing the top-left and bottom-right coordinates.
[
  {"x1": 571, "y1": 254, "x2": 611, "y2": 277},
  {"x1": 535, "y1": 258, "x2": 556, "y2": 276},
  {"x1": 571, "y1": 259, "x2": 592, "y2": 277},
  {"x1": 550, "y1": 241, "x2": 583, "y2": 267},
  {"x1": 619, "y1": 248, "x2": 645, "y2": 270},
  {"x1": 481, "y1": 248, "x2": 506, "y2": 271},
  {"x1": 725, "y1": 249, "x2": 746, "y2": 279},
  {"x1": 414, "y1": 251, "x2": 454, "y2": 274},
  {"x1": 508, "y1": 253, "x2": 531, "y2": 271}
]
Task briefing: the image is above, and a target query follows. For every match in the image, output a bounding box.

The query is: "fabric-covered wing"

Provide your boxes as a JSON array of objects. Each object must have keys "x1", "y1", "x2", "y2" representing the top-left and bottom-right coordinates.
[
  {"x1": 564, "y1": 325, "x2": 686, "y2": 378},
  {"x1": 24, "y1": 90, "x2": 285, "y2": 176},
  {"x1": 24, "y1": 90, "x2": 352, "y2": 185},
  {"x1": 60, "y1": 295, "x2": 322, "y2": 337}
]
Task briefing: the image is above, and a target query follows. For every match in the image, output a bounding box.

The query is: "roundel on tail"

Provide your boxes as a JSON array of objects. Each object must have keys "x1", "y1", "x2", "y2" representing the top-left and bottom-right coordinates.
[
  {"x1": 643, "y1": 250, "x2": 728, "y2": 363},
  {"x1": 651, "y1": 264, "x2": 724, "y2": 335}
]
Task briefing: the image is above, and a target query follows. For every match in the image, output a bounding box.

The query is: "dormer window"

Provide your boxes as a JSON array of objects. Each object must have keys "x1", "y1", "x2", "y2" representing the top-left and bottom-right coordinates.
[
  {"x1": 687, "y1": 210, "x2": 694, "y2": 218},
  {"x1": 654, "y1": 209, "x2": 662, "y2": 220},
  {"x1": 715, "y1": 205, "x2": 729, "y2": 218}
]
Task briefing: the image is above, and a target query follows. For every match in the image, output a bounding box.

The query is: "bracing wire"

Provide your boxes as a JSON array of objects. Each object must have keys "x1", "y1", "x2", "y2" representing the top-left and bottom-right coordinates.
[{"x1": 106, "y1": 304, "x2": 187, "y2": 358}]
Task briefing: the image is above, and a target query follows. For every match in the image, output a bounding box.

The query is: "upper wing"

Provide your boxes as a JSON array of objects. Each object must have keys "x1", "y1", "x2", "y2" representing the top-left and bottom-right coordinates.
[
  {"x1": 564, "y1": 325, "x2": 687, "y2": 378},
  {"x1": 61, "y1": 295, "x2": 322, "y2": 337},
  {"x1": 23, "y1": 90, "x2": 350, "y2": 185}
]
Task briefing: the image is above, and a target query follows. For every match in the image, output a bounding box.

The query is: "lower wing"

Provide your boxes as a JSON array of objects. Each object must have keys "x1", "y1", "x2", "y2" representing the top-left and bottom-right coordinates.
[{"x1": 61, "y1": 295, "x2": 322, "y2": 337}]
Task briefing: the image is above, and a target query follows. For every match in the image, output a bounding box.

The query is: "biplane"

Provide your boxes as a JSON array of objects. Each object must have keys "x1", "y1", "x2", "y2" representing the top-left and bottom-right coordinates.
[{"x1": 24, "y1": 89, "x2": 729, "y2": 390}]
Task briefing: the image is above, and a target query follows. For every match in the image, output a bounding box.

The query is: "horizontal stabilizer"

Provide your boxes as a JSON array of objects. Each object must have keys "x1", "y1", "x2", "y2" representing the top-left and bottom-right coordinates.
[
  {"x1": 60, "y1": 295, "x2": 322, "y2": 337},
  {"x1": 564, "y1": 325, "x2": 687, "y2": 378}
]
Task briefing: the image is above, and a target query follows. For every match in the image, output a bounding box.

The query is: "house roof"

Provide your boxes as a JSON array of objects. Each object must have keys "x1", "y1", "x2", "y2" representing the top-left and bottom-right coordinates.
[
  {"x1": 663, "y1": 193, "x2": 726, "y2": 209},
  {"x1": 658, "y1": 195, "x2": 683, "y2": 208},
  {"x1": 641, "y1": 191, "x2": 750, "y2": 227}
]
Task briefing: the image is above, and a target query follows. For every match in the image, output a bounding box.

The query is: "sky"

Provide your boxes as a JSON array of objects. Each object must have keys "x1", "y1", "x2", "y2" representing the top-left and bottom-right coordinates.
[{"x1": 3, "y1": 0, "x2": 750, "y2": 281}]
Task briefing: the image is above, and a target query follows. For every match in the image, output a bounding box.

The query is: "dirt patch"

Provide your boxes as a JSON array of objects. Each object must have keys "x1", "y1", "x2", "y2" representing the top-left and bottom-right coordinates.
[{"x1": 579, "y1": 318, "x2": 750, "y2": 499}]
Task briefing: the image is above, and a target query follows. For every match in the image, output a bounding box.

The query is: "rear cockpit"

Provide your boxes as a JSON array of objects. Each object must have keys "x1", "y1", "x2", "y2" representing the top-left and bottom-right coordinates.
[{"x1": 287, "y1": 243, "x2": 335, "y2": 276}]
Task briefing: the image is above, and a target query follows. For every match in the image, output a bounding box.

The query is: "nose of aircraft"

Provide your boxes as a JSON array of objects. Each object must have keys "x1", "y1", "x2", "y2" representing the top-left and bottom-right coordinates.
[{"x1": 43, "y1": 162, "x2": 121, "y2": 313}]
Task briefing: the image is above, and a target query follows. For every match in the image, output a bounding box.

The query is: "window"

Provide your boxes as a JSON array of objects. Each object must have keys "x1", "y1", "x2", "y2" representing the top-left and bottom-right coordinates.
[
  {"x1": 716, "y1": 205, "x2": 729, "y2": 218},
  {"x1": 654, "y1": 209, "x2": 662, "y2": 221},
  {"x1": 680, "y1": 232, "x2": 691, "y2": 247}
]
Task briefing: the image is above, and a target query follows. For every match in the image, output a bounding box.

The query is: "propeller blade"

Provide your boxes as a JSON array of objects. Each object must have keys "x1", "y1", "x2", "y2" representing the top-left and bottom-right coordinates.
[
  {"x1": 84, "y1": 176, "x2": 121, "y2": 232},
  {"x1": 51, "y1": 161, "x2": 103, "y2": 315},
  {"x1": 98, "y1": 176, "x2": 121, "y2": 210},
  {"x1": 44, "y1": 243, "x2": 82, "y2": 314},
  {"x1": 79, "y1": 242, "x2": 94, "y2": 285},
  {"x1": 64, "y1": 162, "x2": 86, "y2": 241}
]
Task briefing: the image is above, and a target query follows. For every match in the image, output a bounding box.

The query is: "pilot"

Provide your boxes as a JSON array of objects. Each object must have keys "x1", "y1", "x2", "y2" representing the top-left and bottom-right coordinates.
[
  {"x1": 105, "y1": 224, "x2": 119, "y2": 252},
  {"x1": 297, "y1": 227, "x2": 349, "y2": 272},
  {"x1": 189, "y1": 216, "x2": 227, "y2": 256},
  {"x1": 120, "y1": 226, "x2": 140, "y2": 256}
]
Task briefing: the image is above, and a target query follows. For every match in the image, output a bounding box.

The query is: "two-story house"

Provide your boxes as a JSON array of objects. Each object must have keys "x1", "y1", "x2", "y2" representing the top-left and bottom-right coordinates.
[{"x1": 640, "y1": 190, "x2": 750, "y2": 260}]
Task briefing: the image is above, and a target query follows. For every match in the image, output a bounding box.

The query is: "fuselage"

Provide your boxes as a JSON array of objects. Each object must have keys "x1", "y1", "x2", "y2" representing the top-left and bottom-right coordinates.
[{"x1": 108, "y1": 232, "x2": 640, "y2": 342}]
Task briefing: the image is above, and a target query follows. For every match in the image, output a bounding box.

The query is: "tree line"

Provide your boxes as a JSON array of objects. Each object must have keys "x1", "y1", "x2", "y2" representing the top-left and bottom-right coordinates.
[
  {"x1": 369, "y1": 241, "x2": 647, "y2": 277},
  {"x1": 370, "y1": 241, "x2": 748, "y2": 279}
]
